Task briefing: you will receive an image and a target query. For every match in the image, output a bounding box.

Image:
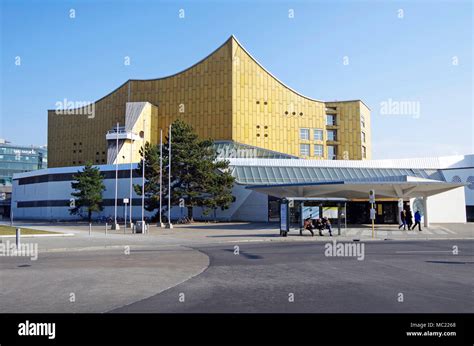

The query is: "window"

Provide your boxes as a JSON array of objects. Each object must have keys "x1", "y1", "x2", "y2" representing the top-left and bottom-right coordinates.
[
  {"x1": 361, "y1": 132, "x2": 366, "y2": 143},
  {"x1": 328, "y1": 145, "x2": 337, "y2": 160},
  {"x1": 314, "y1": 144, "x2": 323, "y2": 157},
  {"x1": 300, "y1": 144, "x2": 310, "y2": 156},
  {"x1": 300, "y1": 128, "x2": 310, "y2": 140},
  {"x1": 327, "y1": 130, "x2": 337, "y2": 141},
  {"x1": 314, "y1": 129, "x2": 323, "y2": 141},
  {"x1": 326, "y1": 114, "x2": 336, "y2": 126},
  {"x1": 361, "y1": 114, "x2": 366, "y2": 128},
  {"x1": 362, "y1": 146, "x2": 367, "y2": 159}
]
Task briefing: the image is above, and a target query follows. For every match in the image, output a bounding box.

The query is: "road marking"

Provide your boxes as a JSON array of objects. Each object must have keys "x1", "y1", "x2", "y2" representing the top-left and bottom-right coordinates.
[{"x1": 395, "y1": 250, "x2": 453, "y2": 253}]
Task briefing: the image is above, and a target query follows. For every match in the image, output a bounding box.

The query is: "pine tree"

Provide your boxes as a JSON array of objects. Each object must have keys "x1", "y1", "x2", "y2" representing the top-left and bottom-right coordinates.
[
  {"x1": 135, "y1": 119, "x2": 235, "y2": 222},
  {"x1": 70, "y1": 162, "x2": 106, "y2": 222}
]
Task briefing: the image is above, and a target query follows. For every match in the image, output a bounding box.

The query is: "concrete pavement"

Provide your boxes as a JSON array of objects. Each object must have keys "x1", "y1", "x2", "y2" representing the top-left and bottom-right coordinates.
[{"x1": 113, "y1": 240, "x2": 474, "y2": 313}]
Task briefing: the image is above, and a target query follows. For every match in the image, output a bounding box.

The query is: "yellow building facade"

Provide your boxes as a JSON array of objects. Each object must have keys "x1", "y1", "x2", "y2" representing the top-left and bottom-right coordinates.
[{"x1": 48, "y1": 36, "x2": 371, "y2": 168}]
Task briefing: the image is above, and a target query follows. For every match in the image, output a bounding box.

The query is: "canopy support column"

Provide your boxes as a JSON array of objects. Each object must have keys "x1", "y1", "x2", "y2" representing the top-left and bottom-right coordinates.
[{"x1": 423, "y1": 196, "x2": 430, "y2": 227}]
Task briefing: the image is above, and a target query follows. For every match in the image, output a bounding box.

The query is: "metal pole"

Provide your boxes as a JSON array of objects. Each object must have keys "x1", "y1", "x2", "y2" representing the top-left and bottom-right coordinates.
[
  {"x1": 10, "y1": 201, "x2": 13, "y2": 227},
  {"x1": 16, "y1": 228, "x2": 20, "y2": 248},
  {"x1": 89, "y1": 223, "x2": 91, "y2": 236},
  {"x1": 124, "y1": 202, "x2": 127, "y2": 233},
  {"x1": 141, "y1": 119, "x2": 145, "y2": 225},
  {"x1": 129, "y1": 135, "x2": 133, "y2": 228},
  {"x1": 344, "y1": 202, "x2": 347, "y2": 229},
  {"x1": 114, "y1": 122, "x2": 119, "y2": 229},
  {"x1": 159, "y1": 129, "x2": 163, "y2": 227},
  {"x1": 167, "y1": 124, "x2": 173, "y2": 228},
  {"x1": 105, "y1": 222, "x2": 108, "y2": 235}
]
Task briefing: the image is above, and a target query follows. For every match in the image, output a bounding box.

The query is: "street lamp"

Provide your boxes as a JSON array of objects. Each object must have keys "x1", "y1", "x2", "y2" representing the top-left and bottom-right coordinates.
[
  {"x1": 159, "y1": 129, "x2": 165, "y2": 228},
  {"x1": 113, "y1": 122, "x2": 120, "y2": 230}
]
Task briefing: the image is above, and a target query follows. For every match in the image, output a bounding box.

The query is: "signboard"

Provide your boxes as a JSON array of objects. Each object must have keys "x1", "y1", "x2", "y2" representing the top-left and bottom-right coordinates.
[
  {"x1": 369, "y1": 189, "x2": 375, "y2": 204},
  {"x1": 302, "y1": 206, "x2": 319, "y2": 220},
  {"x1": 0, "y1": 192, "x2": 6, "y2": 201},
  {"x1": 123, "y1": 198, "x2": 129, "y2": 204},
  {"x1": 280, "y1": 203, "x2": 289, "y2": 232},
  {"x1": 370, "y1": 208, "x2": 376, "y2": 220}
]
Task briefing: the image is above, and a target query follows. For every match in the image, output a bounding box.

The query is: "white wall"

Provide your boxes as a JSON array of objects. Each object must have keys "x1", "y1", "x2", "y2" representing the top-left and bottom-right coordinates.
[{"x1": 425, "y1": 187, "x2": 467, "y2": 223}]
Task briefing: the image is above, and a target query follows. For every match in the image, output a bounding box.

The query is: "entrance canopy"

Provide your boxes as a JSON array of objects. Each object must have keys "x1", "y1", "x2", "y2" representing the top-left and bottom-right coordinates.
[{"x1": 246, "y1": 176, "x2": 465, "y2": 199}]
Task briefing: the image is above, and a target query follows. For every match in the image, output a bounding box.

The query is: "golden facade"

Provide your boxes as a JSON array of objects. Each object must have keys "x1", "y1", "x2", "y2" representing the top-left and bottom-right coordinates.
[{"x1": 48, "y1": 36, "x2": 371, "y2": 167}]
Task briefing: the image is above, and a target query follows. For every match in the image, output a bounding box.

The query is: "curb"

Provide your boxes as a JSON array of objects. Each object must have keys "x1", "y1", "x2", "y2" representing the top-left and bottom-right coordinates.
[{"x1": 0, "y1": 233, "x2": 75, "y2": 239}]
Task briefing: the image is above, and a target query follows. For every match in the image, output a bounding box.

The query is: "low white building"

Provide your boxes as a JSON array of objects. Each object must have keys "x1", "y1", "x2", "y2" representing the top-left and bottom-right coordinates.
[{"x1": 11, "y1": 149, "x2": 473, "y2": 225}]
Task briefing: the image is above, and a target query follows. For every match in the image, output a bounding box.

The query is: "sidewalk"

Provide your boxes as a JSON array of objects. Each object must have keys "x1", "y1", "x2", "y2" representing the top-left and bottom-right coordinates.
[{"x1": 4, "y1": 221, "x2": 470, "y2": 250}]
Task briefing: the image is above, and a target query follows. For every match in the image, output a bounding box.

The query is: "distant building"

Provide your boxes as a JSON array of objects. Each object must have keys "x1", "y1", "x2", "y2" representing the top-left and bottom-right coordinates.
[{"x1": 0, "y1": 139, "x2": 47, "y2": 218}]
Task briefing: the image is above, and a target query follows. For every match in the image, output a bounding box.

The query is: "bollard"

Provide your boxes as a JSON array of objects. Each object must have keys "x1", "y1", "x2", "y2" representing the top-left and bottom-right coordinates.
[
  {"x1": 89, "y1": 223, "x2": 92, "y2": 236},
  {"x1": 16, "y1": 228, "x2": 21, "y2": 248},
  {"x1": 105, "y1": 222, "x2": 108, "y2": 235}
]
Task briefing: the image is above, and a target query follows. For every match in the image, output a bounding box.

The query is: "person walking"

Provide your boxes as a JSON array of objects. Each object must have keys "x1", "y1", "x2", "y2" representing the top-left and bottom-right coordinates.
[
  {"x1": 412, "y1": 210, "x2": 422, "y2": 231},
  {"x1": 406, "y1": 209, "x2": 413, "y2": 230},
  {"x1": 398, "y1": 209, "x2": 407, "y2": 230}
]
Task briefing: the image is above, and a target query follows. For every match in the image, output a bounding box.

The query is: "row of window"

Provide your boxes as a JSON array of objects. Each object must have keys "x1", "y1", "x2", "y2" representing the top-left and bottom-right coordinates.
[
  {"x1": 299, "y1": 128, "x2": 337, "y2": 141},
  {"x1": 300, "y1": 129, "x2": 366, "y2": 143},
  {"x1": 300, "y1": 144, "x2": 337, "y2": 159},
  {"x1": 300, "y1": 144, "x2": 367, "y2": 159}
]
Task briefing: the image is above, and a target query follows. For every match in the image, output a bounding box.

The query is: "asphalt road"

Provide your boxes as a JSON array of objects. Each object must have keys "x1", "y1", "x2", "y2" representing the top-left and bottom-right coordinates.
[{"x1": 113, "y1": 239, "x2": 474, "y2": 313}]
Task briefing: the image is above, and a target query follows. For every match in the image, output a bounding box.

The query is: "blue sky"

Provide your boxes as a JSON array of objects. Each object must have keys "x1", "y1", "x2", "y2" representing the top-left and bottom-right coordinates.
[{"x1": 1, "y1": 0, "x2": 472, "y2": 159}]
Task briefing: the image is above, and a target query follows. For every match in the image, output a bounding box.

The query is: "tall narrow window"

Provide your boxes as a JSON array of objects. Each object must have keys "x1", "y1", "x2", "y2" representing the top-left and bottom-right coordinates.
[
  {"x1": 326, "y1": 114, "x2": 336, "y2": 126},
  {"x1": 327, "y1": 145, "x2": 337, "y2": 160},
  {"x1": 362, "y1": 146, "x2": 367, "y2": 159},
  {"x1": 314, "y1": 144, "x2": 323, "y2": 157},
  {"x1": 300, "y1": 128, "x2": 310, "y2": 140},
  {"x1": 361, "y1": 131, "x2": 366, "y2": 143},
  {"x1": 361, "y1": 114, "x2": 366, "y2": 128},
  {"x1": 300, "y1": 144, "x2": 310, "y2": 156},
  {"x1": 327, "y1": 130, "x2": 337, "y2": 141},
  {"x1": 314, "y1": 129, "x2": 323, "y2": 141}
]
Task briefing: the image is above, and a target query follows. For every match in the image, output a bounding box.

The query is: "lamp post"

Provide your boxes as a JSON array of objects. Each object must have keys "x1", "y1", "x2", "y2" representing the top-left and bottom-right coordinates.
[{"x1": 167, "y1": 124, "x2": 173, "y2": 229}]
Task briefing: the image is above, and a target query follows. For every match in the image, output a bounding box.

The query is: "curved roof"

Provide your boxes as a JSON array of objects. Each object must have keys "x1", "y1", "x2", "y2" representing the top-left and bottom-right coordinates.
[{"x1": 49, "y1": 35, "x2": 370, "y2": 111}]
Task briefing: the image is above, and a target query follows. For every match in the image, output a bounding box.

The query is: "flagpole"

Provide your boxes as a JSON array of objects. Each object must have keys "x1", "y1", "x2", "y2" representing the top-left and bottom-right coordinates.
[
  {"x1": 167, "y1": 124, "x2": 173, "y2": 229},
  {"x1": 141, "y1": 118, "x2": 146, "y2": 229},
  {"x1": 159, "y1": 129, "x2": 164, "y2": 228},
  {"x1": 113, "y1": 122, "x2": 119, "y2": 230},
  {"x1": 129, "y1": 135, "x2": 133, "y2": 228}
]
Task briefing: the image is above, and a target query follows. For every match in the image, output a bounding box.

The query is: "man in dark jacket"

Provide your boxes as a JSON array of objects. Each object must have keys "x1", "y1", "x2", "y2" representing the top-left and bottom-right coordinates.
[
  {"x1": 399, "y1": 210, "x2": 407, "y2": 230},
  {"x1": 406, "y1": 209, "x2": 413, "y2": 230},
  {"x1": 412, "y1": 210, "x2": 422, "y2": 231}
]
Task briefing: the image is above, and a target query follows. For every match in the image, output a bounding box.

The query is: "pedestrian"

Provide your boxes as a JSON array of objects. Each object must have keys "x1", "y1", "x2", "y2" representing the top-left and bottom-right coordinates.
[
  {"x1": 398, "y1": 210, "x2": 407, "y2": 230},
  {"x1": 412, "y1": 210, "x2": 422, "y2": 231},
  {"x1": 301, "y1": 218, "x2": 314, "y2": 236},
  {"x1": 406, "y1": 209, "x2": 413, "y2": 230},
  {"x1": 323, "y1": 217, "x2": 333, "y2": 236},
  {"x1": 315, "y1": 218, "x2": 324, "y2": 236}
]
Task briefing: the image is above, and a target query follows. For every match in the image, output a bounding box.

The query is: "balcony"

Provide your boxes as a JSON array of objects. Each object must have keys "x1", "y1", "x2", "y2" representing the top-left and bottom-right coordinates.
[{"x1": 106, "y1": 127, "x2": 140, "y2": 141}]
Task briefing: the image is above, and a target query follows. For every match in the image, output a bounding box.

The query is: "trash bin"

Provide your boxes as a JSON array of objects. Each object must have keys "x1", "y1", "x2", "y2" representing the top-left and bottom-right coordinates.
[{"x1": 136, "y1": 221, "x2": 147, "y2": 234}]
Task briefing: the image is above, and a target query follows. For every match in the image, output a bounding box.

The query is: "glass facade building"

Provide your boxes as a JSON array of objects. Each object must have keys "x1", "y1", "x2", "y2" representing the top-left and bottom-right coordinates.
[
  {"x1": 0, "y1": 141, "x2": 47, "y2": 186},
  {"x1": 0, "y1": 140, "x2": 47, "y2": 218}
]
